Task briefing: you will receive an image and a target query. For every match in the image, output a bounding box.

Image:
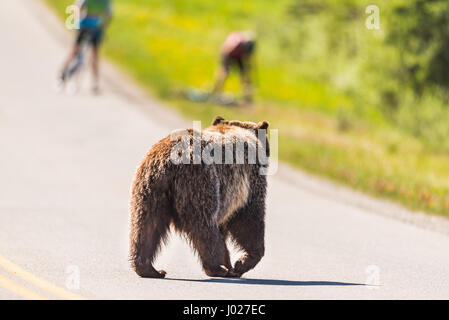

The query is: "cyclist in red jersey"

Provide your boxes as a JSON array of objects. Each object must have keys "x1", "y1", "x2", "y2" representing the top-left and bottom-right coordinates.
[{"x1": 212, "y1": 31, "x2": 256, "y2": 104}]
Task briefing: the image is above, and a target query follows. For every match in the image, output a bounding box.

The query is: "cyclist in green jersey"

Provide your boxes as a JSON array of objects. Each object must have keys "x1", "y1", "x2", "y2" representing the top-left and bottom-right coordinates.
[{"x1": 59, "y1": 0, "x2": 112, "y2": 93}]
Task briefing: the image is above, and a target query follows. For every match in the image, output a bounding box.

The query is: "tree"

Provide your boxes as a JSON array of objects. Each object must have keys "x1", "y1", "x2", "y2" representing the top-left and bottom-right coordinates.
[{"x1": 388, "y1": 0, "x2": 449, "y2": 97}]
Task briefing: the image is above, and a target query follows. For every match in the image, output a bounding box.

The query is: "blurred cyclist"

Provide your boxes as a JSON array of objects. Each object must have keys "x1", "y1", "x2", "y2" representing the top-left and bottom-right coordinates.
[
  {"x1": 212, "y1": 31, "x2": 256, "y2": 104},
  {"x1": 59, "y1": 0, "x2": 112, "y2": 93}
]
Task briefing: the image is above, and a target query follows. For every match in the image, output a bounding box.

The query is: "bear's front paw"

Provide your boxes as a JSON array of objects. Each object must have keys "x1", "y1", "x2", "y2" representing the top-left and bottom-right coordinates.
[
  {"x1": 225, "y1": 268, "x2": 242, "y2": 278},
  {"x1": 233, "y1": 260, "x2": 245, "y2": 276},
  {"x1": 205, "y1": 265, "x2": 231, "y2": 278},
  {"x1": 157, "y1": 269, "x2": 167, "y2": 278},
  {"x1": 145, "y1": 269, "x2": 166, "y2": 278},
  {"x1": 135, "y1": 267, "x2": 167, "y2": 278}
]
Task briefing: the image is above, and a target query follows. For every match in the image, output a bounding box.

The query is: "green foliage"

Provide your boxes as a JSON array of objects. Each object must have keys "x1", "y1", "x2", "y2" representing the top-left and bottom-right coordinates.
[
  {"x1": 288, "y1": 0, "x2": 449, "y2": 152},
  {"x1": 389, "y1": 0, "x2": 449, "y2": 96},
  {"x1": 396, "y1": 94, "x2": 449, "y2": 152}
]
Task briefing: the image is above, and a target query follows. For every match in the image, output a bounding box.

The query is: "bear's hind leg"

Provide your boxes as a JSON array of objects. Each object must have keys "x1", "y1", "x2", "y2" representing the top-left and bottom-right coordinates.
[
  {"x1": 130, "y1": 199, "x2": 172, "y2": 278},
  {"x1": 190, "y1": 227, "x2": 237, "y2": 278},
  {"x1": 227, "y1": 213, "x2": 265, "y2": 277}
]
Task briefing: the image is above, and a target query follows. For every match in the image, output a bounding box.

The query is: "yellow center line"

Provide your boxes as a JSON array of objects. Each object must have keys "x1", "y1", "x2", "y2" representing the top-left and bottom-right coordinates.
[
  {"x1": 0, "y1": 273, "x2": 49, "y2": 300},
  {"x1": 0, "y1": 253, "x2": 86, "y2": 300}
]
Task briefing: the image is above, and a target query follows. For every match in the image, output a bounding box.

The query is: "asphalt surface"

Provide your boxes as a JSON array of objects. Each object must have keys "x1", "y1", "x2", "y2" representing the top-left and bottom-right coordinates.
[{"x1": 1, "y1": 0, "x2": 449, "y2": 299}]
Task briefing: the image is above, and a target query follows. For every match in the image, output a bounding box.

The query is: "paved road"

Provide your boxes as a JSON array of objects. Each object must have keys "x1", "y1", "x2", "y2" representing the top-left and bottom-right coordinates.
[{"x1": 1, "y1": 0, "x2": 449, "y2": 299}]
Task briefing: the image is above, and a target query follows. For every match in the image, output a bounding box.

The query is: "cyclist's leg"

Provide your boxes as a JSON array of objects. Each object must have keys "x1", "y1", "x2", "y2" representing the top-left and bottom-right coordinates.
[
  {"x1": 212, "y1": 56, "x2": 230, "y2": 94},
  {"x1": 239, "y1": 57, "x2": 253, "y2": 104},
  {"x1": 60, "y1": 29, "x2": 86, "y2": 81},
  {"x1": 90, "y1": 28, "x2": 104, "y2": 92}
]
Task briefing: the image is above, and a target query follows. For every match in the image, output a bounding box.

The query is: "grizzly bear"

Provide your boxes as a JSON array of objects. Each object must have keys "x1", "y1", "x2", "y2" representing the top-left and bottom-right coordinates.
[{"x1": 129, "y1": 116, "x2": 269, "y2": 278}]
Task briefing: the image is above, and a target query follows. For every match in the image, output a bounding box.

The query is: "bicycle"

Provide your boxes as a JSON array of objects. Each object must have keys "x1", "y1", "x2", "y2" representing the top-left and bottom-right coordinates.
[
  {"x1": 182, "y1": 87, "x2": 240, "y2": 106},
  {"x1": 56, "y1": 32, "x2": 93, "y2": 94}
]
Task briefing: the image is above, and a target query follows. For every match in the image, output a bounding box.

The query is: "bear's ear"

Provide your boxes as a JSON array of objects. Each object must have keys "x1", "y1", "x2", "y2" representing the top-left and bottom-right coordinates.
[
  {"x1": 257, "y1": 121, "x2": 269, "y2": 130},
  {"x1": 212, "y1": 116, "x2": 225, "y2": 126}
]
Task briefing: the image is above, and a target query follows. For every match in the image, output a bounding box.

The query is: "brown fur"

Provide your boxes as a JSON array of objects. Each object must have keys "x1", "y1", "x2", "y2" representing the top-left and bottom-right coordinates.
[{"x1": 129, "y1": 116, "x2": 269, "y2": 278}]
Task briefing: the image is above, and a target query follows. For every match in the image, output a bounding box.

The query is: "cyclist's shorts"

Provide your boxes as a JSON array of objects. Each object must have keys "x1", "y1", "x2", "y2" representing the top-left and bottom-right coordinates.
[
  {"x1": 76, "y1": 26, "x2": 104, "y2": 48},
  {"x1": 76, "y1": 17, "x2": 104, "y2": 48},
  {"x1": 222, "y1": 55, "x2": 246, "y2": 73},
  {"x1": 80, "y1": 16, "x2": 102, "y2": 29}
]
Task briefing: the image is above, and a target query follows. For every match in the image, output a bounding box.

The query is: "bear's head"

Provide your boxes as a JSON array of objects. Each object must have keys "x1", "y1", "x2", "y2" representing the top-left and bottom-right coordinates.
[
  {"x1": 211, "y1": 116, "x2": 270, "y2": 158},
  {"x1": 212, "y1": 116, "x2": 269, "y2": 131}
]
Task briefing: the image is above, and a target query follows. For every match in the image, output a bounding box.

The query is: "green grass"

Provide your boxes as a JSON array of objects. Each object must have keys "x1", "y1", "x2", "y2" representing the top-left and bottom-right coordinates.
[{"x1": 46, "y1": 0, "x2": 449, "y2": 217}]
